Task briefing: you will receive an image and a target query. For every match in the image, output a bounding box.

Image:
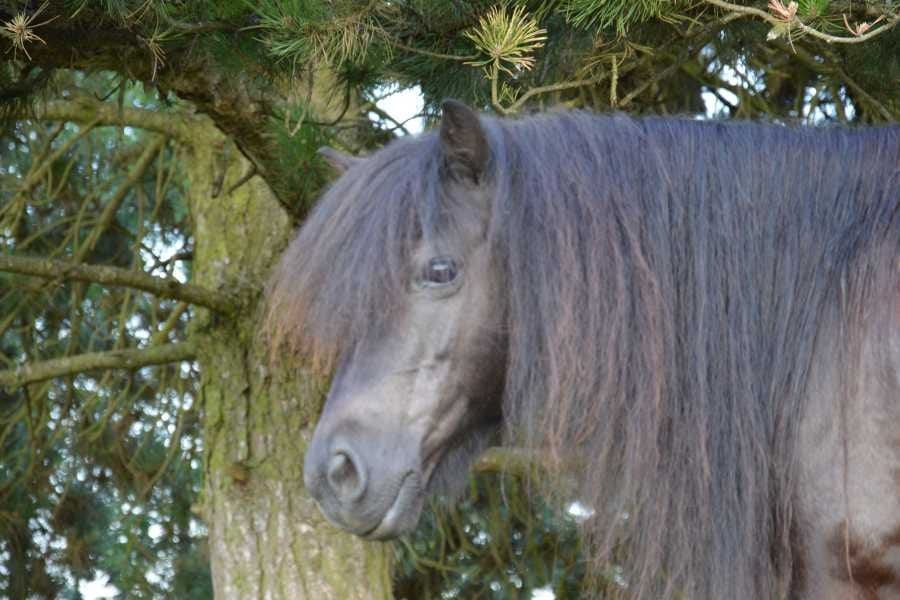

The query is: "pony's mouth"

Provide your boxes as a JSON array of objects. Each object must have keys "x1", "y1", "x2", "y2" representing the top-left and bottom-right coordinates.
[
  {"x1": 357, "y1": 437, "x2": 461, "y2": 540},
  {"x1": 360, "y1": 471, "x2": 425, "y2": 541}
]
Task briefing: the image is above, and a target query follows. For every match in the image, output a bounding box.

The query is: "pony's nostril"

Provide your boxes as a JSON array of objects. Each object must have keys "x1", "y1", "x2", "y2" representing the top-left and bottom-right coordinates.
[{"x1": 327, "y1": 451, "x2": 366, "y2": 502}]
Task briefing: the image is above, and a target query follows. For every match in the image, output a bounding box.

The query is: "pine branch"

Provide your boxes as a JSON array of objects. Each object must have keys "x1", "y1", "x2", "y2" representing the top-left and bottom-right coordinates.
[
  {"x1": 496, "y1": 10, "x2": 749, "y2": 114},
  {"x1": 704, "y1": 0, "x2": 899, "y2": 44},
  {"x1": 0, "y1": 3, "x2": 291, "y2": 205},
  {"x1": 0, "y1": 342, "x2": 197, "y2": 388},
  {"x1": 0, "y1": 255, "x2": 238, "y2": 314}
]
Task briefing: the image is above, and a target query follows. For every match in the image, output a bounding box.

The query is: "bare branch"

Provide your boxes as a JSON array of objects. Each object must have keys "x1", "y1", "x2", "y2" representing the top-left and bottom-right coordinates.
[
  {"x1": 0, "y1": 255, "x2": 239, "y2": 314},
  {"x1": 387, "y1": 38, "x2": 477, "y2": 62},
  {"x1": 503, "y1": 75, "x2": 612, "y2": 114},
  {"x1": 0, "y1": 342, "x2": 197, "y2": 389},
  {"x1": 26, "y1": 97, "x2": 204, "y2": 142},
  {"x1": 73, "y1": 137, "x2": 167, "y2": 262}
]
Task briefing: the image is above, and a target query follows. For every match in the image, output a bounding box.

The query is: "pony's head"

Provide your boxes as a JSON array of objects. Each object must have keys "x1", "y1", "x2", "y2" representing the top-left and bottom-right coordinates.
[{"x1": 266, "y1": 101, "x2": 506, "y2": 539}]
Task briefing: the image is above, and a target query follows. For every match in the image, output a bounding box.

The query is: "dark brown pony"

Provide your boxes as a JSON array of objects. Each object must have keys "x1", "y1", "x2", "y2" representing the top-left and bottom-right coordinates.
[{"x1": 265, "y1": 100, "x2": 900, "y2": 599}]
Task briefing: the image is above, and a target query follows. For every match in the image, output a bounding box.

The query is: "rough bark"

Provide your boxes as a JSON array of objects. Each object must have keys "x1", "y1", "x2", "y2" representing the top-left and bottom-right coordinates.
[{"x1": 184, "y1": 119, "x2": 393, "y2": 600}]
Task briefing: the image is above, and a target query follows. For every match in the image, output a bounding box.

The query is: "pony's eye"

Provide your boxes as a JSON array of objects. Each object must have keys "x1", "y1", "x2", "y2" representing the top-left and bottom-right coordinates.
[{"x1": 421, "y1": 257, "x2": 458, "y2": 287}]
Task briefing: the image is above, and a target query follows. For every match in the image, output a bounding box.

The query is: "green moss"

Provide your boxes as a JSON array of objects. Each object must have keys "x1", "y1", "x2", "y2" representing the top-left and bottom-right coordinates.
[{"x1": 182, "y1": 121, "x2": 394, "y2": 598}]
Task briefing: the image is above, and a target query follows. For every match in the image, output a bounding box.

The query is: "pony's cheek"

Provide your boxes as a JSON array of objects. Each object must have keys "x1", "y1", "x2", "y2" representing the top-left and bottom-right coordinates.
[
  {"x1": 425, "y1": 419, "x2": 500, "y2": 500},
  {"x1": 417, "y1": 389, "x2": 471, "y2": 462}
]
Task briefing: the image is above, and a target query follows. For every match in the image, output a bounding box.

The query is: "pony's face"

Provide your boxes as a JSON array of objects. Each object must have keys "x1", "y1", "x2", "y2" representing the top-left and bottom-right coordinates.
[{"x1": 302, "y1": 101, "x2": 506, "y2": 540}]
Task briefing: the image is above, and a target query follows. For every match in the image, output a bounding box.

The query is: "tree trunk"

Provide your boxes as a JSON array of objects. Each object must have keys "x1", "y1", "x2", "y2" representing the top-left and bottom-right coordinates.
[{"x1": 185, "y1": 120, "x2": 393, "y2": 599}]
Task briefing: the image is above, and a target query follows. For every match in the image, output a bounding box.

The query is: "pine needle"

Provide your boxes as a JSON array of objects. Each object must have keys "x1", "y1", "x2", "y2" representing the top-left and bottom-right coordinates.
[
  {"x1": 2, "y1": 1, "x2": 58, "y2": 61},
  {"x1": 464, "y1": 5, "x2": 547, "y2": 77}
]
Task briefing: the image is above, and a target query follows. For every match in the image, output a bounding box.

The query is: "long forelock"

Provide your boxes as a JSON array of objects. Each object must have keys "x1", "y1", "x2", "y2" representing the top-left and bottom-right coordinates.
[{"x1": 264, "y1": 133, "x2": 449, "y2": 369}]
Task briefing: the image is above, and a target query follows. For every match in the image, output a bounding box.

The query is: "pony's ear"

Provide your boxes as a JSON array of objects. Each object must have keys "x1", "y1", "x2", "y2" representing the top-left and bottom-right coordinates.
[
  {"x1": 317, "y1": 146, "x2": 361, "y2": 174},
  {"x1": 440, "y1": 99, "x2": 488, "y2": 183}
]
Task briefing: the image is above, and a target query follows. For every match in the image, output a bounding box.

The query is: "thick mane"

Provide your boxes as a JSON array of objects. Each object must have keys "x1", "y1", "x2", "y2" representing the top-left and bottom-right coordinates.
[
  {"x1": 266, "y1": 110, "x2": 900, "y2": 597},
  {"x1": 493, "y1": 113, "x2": 899, "y2": 598}
]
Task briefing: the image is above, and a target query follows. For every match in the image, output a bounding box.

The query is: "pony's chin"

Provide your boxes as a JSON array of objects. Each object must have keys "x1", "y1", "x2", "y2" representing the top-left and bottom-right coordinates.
[
  {"x1": 360, "y1": 449, "x2": 476, "y2": 541},
  {"x1": 360, "y1": 472, "x2": 425, "y2": 541},
  {"x1": 360, "y1": 422, "x2": 501, "y2": 541}
]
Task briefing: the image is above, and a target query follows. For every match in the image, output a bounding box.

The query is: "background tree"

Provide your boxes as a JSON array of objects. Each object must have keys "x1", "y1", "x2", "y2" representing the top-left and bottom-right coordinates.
[{"x1": 0, "y1": 1, "x2": 896, "y2": 598}]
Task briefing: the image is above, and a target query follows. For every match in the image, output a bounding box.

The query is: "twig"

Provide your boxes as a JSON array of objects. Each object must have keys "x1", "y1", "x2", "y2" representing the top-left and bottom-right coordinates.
[
  {"x1": 618, "y1": 60, "x2": 682, "y2": 108},
  {"x1": 368, "y1": 105, "x2": 412, "y2": 136},
  {"x1": 787, "y1": 43, "x2": 895, "y2": 121},
  {"x1": 609, "y1": 56, "x2": 619, "y2": 108},
  {"x1": 387, "y1": 37, "x2": 477, "y2": 62},
  {"x1": 504, "y1": 75, "x2": 613, "y2": 114},
  {"x1": 151, "y1": 302, "x2": 190, "y2": 345},
  {"x1": 490, "y1": 62, "x2": 504, "y2": 114},
  {"x1": 832, "y1": 64, "x2": 894, "y2": 122},
  {"x1": 73, "y1": 138, "x2": 167, "y2": 262},
  {"x1": 223, "y1": 163, "x2": 257, "y2": 196}
]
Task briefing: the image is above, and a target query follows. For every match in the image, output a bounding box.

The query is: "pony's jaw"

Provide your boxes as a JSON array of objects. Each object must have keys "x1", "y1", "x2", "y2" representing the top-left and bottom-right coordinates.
[{"x1": 302, "y1": 369, "x2": 496, "y2": 538}]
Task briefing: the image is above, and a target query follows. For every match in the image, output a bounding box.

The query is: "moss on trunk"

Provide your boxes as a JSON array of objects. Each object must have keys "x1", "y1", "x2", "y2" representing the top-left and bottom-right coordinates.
[{"x1": 184, "y1": 120, "x2": 393, "y2": 599}]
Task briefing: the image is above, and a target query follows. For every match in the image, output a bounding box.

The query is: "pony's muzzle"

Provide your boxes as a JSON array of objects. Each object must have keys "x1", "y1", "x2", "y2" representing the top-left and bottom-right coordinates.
[{"x1": 303, "y1": 423, "x2": 425, "y2": 539}]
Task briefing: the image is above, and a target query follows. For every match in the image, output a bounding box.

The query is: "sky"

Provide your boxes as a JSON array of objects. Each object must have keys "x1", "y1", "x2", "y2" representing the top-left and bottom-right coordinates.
[{"x1": 374, "y1": 85, "x2": 426, "y2": 134}]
